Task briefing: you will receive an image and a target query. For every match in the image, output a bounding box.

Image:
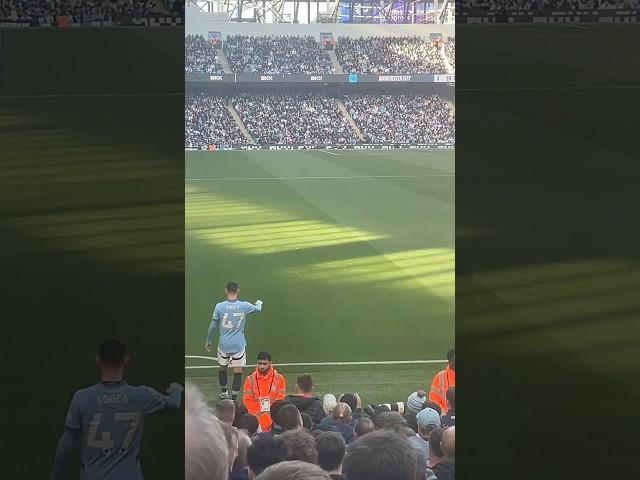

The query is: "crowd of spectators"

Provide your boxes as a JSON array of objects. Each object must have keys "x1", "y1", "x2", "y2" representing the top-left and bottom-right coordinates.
[
  {"x1": 344, "y1": 94, "x2": 455, "y2": 145},
  {"x1": 224, "y1": 35, "x2": 334, "y2": 74},
  {"x1": 185, "y1": 92, "x2": 455, "y2": 148},
  {"x1": 335, "y1": 36, "x2": 447, "y2": 75},
  {"x1": 0, "y1": 0, "x2": 165, "y2": 23},
  {"x1": 184, "y1": 35, "x2": 453, "y2": 75},
  {"x1": 185, "y1": 34, "x2": 225, "y2": 74},
  {"x1": 185, "y1": 370, "x2": 456, "y2": 480},
  {"x1": 185, "y1": 94, "x2": 248, "y2": 149},
  {"x1": 457, "y1": 0, "x2": 639, "y2": 9},
  {"x1": 232, "y1": 94, "x2": 358, "y2": 146},
  {"x1": 445, "y1": 37, "x2": 455, "y2": 69}
]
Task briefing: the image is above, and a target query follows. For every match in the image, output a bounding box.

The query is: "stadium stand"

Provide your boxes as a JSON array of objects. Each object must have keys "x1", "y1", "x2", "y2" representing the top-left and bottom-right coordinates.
[
  {"x1": 185, "y1": 34, "x2": 225, "y2": 74},
  {"x1": 224, "y1": 35, "x2": 334, "y2": 74},
  {"x1": 185, "y1": 94, "x2": 249, "y2": 150},
  {"x1": 344, "y1": 94, "x2": 455, "y2": 145},
  {"x1": 445, "y1": 37, "x2": 455, "y2": 69},
  {"x1": 232, "y1": 94, "x2": 358, "y2": 146},
  {"x1": 184, "y1": 35, "x2": 451, "y2": 75},
  {"x1": 186, "y1": 381, "x2": 456, "y2": 480},
  {"x1": 184, "y1": 93, "x2": 455, "y2": 148},
  {"x1": 0, "y1": 0, "x2": 183, "y2": 25},
  {"x1": 335, "y1": 36, "x2": 447, "y2": 74}
]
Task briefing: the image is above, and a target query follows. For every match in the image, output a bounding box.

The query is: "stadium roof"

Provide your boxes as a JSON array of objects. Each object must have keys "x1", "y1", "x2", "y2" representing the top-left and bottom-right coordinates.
[{"x1": 188, "y1": 0, "x2": 454, "y2": 24}]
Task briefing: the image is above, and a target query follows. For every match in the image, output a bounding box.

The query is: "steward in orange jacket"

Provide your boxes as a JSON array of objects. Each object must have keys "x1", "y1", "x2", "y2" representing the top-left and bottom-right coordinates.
[
  {"x1": 242, "y1": 352, "x2": 286, "y2": 432},
  {"x1": 429, "y1": 349, "x2": 455, "y2": 415}
]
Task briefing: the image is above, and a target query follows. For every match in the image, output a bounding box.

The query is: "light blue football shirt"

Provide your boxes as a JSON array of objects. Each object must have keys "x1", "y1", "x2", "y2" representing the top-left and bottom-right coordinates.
[
  {"x1": 206, "y1": 299, "x2": 261, "y2": 353},
  {"x1": 63, "y1": 382, "x2": 181, "y2": 480}
]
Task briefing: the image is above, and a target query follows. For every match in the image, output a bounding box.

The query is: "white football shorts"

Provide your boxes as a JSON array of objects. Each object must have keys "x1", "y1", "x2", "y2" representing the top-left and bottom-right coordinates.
[{"x1": 217, "y1": 349, "x2": 247, "y2": 368}]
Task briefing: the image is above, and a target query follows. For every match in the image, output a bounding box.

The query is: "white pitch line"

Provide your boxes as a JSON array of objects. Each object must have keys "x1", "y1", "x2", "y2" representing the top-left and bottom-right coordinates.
[
  {"x1": 185, "y1": 356, "x2": 447, "y2": 369},
  {"x1": 185, "y1": 174, "x2": 454, "y2": 181},
  {"x1": 318, "y1": 150, "x2": 340, "y2": 156}
]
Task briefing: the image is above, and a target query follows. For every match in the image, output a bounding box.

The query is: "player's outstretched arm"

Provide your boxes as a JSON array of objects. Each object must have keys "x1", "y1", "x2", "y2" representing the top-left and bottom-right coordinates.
[
  {"x1": 50, "y1": 430, "x2": 80, "y2": 480},
  {"x1": 253, "y1": 300, "x2": 263, "y2": 312},
  {"x1": 144, "y1": 383, "x2": 184, "y2": 414},
  {"x1": 165, "y1": 382, "x2": 184, "y2": 409}
]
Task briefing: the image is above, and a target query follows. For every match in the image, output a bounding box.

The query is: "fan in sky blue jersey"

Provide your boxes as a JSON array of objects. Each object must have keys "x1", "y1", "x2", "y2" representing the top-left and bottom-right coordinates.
[
  {"x1": 205, "y1": 281, "x2": 263, "y2": 400},
  {"x1": 50, "y1": 339, "x2": 183, "y2": 480}
]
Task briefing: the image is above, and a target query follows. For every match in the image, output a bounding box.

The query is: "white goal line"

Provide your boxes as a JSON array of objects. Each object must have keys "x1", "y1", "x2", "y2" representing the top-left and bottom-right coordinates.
[
  {"x1": 185, "y1": 174, "x2": 455, "y2": 181},
  {"x1": 185, "y1": 356, "x2": 447, "y2": 369}
]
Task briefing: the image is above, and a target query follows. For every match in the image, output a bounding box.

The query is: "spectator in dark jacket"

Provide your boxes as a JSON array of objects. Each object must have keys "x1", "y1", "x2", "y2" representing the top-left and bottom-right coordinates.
[
  {"x1": 285, "y1": 374, "x2": 326, "y2": 426},
  {"x1": 312, "y1": 403, "x2": 355, "y2": 445}
]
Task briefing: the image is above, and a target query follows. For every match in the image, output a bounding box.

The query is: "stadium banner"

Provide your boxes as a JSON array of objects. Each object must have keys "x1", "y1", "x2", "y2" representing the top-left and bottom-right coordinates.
[
  {"x1": 186, "y1": 144, "x2": 454, "y2": 152},
  {"x1": 185, "y1": 73, "x2": 455, "y2": 84},
  {"x1": 457, "y1": 9, "x2": 640, "y2": 23}
]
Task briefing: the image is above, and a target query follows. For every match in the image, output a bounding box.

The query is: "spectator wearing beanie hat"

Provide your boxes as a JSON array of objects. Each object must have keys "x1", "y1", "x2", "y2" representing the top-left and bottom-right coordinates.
[
  {"x1": 407, "y1": 390, "x2": 428, "y2": 414},
  {"x1": 323, "y1": 394, "x2": 337, "y2": 416},
  {"x1": 414, "y1": 407, "x2": 441, "y2": 466}
]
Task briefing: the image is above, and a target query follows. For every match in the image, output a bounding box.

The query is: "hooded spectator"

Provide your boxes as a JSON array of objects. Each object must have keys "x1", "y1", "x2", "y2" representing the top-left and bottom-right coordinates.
[{"x1": 285, "y1": 374, "x2": 327, "y2": 425}]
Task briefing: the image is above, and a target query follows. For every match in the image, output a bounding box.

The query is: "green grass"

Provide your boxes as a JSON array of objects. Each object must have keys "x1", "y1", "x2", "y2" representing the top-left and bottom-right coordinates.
[{"x1": 185, "y1": 149, "x2": 454, "y2": 405}]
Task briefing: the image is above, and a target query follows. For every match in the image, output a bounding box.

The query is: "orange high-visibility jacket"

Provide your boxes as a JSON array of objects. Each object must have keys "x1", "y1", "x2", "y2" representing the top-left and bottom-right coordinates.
[
  {"x1": 429, "y1": 366, "x2": 455, "y2": 415},
  {"x1": 243, "y1": 366, "x2": 286, "y2": 432}
]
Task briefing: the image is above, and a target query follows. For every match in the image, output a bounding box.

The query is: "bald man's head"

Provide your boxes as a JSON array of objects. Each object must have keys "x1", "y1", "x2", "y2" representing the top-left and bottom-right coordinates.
[
  {"x1": 215, "y1": 399, "x2": 236, "y2": 425},
  {"x1": 441, "y1": 427, "x2": 455, "y2": 460}
]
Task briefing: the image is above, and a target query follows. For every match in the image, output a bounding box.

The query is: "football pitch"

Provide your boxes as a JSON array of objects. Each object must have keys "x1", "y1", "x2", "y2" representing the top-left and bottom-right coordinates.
[{"x1": 185, "y1": 149, "x2": 455, "y2": 405}]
